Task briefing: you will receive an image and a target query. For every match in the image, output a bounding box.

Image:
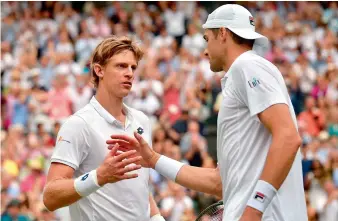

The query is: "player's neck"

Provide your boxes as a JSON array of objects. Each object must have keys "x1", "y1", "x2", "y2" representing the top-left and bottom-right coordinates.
[
  {"x1": 223, "y1": 46, "x2": 252, "y2": 72},
  {"x1": 95, "y1": 86, "x2": 125, "y2": 119}
]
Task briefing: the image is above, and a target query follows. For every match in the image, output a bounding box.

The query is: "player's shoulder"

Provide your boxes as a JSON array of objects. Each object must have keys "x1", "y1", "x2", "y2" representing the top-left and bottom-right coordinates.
[
  {"x1": 231, "y1": 51, "x2": 281, "y2": 82},
  {"x1": 73, "y1": 103, "x2": 99, "y2": 124},
  {"x1": 60, "y1": 114, "x2": 87, "y2": 131},
  {"x1": 61, "y1": 104, "x2": 94, "y2": 130},
  {"x1": 126, "y1": 104, "x2": 149, "y2": 122},
  {"x1": 234, "y1": 51, "x2": 279, "y2": 73}
]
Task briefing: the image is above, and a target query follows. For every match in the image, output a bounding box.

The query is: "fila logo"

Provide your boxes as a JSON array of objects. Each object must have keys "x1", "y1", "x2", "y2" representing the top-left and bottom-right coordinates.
[
  {"x1": 254, "y1": 192, "x2": 265, "y2": 203},
  {"x1": 249, "y1": 16, "x2": 255, "y2": 26},
  {"x1": 248, "y1": 77, "x2": 261, "y2": 88},
  {"x1": 81, "y1": 173, "x2": 89, "y2": 181}
]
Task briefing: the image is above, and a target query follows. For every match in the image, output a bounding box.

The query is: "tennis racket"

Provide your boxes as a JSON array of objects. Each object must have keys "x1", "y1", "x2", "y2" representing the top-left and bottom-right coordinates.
[{"x1": 195, "y1": 201, "x2": 224, "y2": 221}]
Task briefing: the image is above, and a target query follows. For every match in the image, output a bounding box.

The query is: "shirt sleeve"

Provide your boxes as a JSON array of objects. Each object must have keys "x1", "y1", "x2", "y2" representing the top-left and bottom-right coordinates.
[
  {"x1": 232, "y1": 61, "x2": 288, "y2": 117},
  {"x1": 50, "y1": 115, "x2": 89, "y2": 170}
]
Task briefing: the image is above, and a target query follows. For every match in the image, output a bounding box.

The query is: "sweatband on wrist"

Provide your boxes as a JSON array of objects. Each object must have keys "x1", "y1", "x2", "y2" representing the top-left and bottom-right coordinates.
[
  {"x1": 150, "y1": 214, "x2": 166, "y2": 221},
  {"x1": 247, "y1": 180, "x2": 277, "y2": 213},
  {"x1": 74, "y1": 170, "x2": 101, "y2": 197},
  {"x1": 154, "y1": 155, "x2": 184, "y2": 181}
]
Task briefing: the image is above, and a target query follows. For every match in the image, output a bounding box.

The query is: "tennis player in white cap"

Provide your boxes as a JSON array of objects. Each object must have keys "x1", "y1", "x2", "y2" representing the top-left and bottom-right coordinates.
[{"x1": 109, "y1": 4, "x2": 307, "y2": 221}]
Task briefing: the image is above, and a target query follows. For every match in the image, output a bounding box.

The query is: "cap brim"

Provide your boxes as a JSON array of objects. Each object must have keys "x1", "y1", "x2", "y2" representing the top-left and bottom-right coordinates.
[
  {"x1": 228, "y1": 27, "x2": 269, "y2": 52},
  {"x1": 228, "y1": 27, "x2": 266, "y2": 40}
]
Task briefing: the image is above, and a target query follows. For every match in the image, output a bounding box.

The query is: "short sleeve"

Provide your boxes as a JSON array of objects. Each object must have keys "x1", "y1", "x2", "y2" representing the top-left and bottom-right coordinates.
[
  {"x1": 232, "y1": 61, "x2": 288, "y2": 117},
  {"x1": 50, "y1": 116, "x2": 89, "y2": 170}
]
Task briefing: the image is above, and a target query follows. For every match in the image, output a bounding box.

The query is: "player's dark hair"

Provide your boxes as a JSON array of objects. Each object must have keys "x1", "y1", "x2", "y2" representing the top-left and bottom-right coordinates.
[{"x1": 211, "y1": 28, "x2": 255, "y2": 48}]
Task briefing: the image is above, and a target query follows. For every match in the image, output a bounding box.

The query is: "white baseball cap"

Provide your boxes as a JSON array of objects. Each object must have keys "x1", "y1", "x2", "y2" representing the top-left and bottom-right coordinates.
[{"x1": 202, "y1": 4, "x2": 269, "y2": 53}]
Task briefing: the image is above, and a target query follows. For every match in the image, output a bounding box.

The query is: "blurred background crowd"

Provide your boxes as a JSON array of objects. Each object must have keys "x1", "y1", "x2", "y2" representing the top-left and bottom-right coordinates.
[{"x1": 1, "y1": 1, "x2": 337, "y2": 221}]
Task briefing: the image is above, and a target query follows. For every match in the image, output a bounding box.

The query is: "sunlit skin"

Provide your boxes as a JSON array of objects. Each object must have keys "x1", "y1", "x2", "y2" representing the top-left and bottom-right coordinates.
[
  {"x1": 94, "y1": 50, "x2": 137, "y2": 98},
  {"x1": 93, "y1": 50, "x2": 138, "y2": 121},
  {"x1": 203, "y1": 29, "x2": 227, "y2": 72},
  {"x1": 203, "y1": 28, "x2": 252, "y2": 73}
]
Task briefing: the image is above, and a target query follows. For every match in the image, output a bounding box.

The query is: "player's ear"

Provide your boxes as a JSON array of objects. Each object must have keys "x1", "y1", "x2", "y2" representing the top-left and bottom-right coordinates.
[
  {"x1": 93, "y1": 64, "x2": 104, "y2": 78},
  {"x1": 219, "y1": 27, "x2": 227, "y2": 43}
]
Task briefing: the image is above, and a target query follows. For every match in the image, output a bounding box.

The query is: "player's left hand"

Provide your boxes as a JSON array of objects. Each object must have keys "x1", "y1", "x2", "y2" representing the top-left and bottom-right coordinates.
[
  {"x1": 239, "y1": 207, "x2": 262, "y2": 221},
  {"x1": 107, "y1": 145, "x2": 150, "y2": 168}
]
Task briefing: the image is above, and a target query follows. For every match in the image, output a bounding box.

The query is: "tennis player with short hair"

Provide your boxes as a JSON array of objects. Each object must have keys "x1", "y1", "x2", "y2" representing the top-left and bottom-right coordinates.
[
  {"x1": 109, "y1": 4, "x2": 307, "y2": 221},
  {"x1": 43, "y1": 36, "x2": 165, "y2": 221}
]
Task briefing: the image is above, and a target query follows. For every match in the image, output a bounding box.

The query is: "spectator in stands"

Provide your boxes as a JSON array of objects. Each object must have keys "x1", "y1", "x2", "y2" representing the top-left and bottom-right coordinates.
[
  {"x1": 161, "y1": 181, "x2": 194, "y2": 221},
  {"x1": 45, "y1": 67, "x2": 73, "y2": 121},
  {"x1": 180, "y1": 120, "x2": 208, "y2": 167},
  {"x1": 298, "y1": 96, "x2": 326, "y2": 137},
  {"x1": 163, "y1": 2, "x2": 186, "y2": 46},
  {"x1": 320, "y1": 180, "x2": 338, "y2": 221},
  {"x1": 1, "y1": 199, "x2": 30, "y2": 221}
]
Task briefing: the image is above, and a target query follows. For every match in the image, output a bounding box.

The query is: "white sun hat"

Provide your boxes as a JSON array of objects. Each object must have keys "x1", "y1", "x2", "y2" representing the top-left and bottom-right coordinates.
[{"x1": 202, "y1": 4, "x2": 269, "y2": 53}]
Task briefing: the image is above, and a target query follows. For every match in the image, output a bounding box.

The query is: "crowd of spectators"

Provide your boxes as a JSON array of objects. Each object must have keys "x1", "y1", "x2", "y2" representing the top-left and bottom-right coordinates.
[{"x1": 1, "y1": 1, "x2": 337, "y2": 221}]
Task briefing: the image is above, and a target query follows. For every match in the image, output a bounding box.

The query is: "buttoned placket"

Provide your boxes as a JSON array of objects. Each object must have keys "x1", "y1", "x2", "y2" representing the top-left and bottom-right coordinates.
[{"x1": 90, "y1": 96, "x2": 133, "y2": 132}]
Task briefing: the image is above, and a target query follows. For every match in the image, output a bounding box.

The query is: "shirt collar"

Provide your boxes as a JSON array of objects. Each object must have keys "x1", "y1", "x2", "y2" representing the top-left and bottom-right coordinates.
[{"x1": 90, "y1": 96, "x2": 133, "y2": 125}]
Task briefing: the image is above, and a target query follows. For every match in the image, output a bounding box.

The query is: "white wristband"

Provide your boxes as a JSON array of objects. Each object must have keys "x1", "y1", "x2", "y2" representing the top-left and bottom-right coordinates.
[
  {"x1": 150, "y1": 214, "x2": 166, "y2": 221},
  {"x1": 74, "y1": 170, "x2": 101, "y2": 197},
  {"x1": 154, "y1": 155, "x2": 184, "y2": 181},
  {"x1": 247, "y1": 180, "x2": 277, "y2": 213}
]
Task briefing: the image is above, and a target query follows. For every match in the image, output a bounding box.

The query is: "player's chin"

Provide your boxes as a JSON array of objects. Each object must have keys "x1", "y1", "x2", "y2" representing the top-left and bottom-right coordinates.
[
  {"x1": 210, "y1": 62, "x2": 222, "y2": 72},
  {"x1": 119, "y1": 87, "x2": 131, "y2": 97}
]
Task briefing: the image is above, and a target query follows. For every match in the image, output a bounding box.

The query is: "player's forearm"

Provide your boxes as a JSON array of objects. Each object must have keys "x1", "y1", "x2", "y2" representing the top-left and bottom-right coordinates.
[
  {"x1": 176, "y1": 165, "x2": 222, "y2": 198},
  {"x1": 259, "y1": 132, "x2": 301, "y2": 190},
  {"x1": 147, "y1": 151, "x2": 222, "y2": 197},
  {"x1": 43, "y1": 179, "x2": 81, "y2": 211}
]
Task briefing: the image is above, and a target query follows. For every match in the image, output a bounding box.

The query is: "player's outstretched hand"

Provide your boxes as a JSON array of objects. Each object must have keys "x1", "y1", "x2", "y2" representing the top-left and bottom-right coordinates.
[
  {"x1": 96, "y1": 144, "x2": 142, "y2": 186},
  {"x1": 107, "y1": 132, "x2": 160, "y2": 168}
]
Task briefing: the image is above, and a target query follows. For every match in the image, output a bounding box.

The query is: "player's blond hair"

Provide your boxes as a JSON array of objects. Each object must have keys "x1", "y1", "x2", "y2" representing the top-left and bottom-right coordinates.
[{"x1": 90, "y1": 36, "x2": 144, "y2": 88}]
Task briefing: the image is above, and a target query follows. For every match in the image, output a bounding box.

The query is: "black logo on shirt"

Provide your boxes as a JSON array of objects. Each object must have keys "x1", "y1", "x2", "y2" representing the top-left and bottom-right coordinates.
[
  {"x1": 137, "y1": 127, "x2": 144, "y2": 135},
  {"x1": 81, "y1": 173, "x2": 89, "y2": 181}
]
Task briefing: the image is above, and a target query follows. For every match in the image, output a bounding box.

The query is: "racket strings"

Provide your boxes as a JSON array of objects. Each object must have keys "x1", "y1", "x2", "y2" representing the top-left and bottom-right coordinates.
[{"x1": 196, "y1": 204, "x2": 224, "y2": 221}]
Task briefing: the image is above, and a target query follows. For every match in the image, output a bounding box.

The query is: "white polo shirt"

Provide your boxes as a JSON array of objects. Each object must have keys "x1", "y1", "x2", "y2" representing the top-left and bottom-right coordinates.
[
  {"x1": 218, "y1": 51, "x2": 307, "y2": 221},
  {"x1": 50, "y1": 96, "x2": 152, "y2": 221}
]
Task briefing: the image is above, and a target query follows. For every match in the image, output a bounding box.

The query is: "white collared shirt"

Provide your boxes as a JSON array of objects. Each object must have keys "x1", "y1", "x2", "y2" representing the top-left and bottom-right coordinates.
[
  {"x1": 51, "y1": 96, "x2": 152, "y2": 221},
  {"x1": 218, "y1": 51, "x2": 307, "y2": 221}
]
